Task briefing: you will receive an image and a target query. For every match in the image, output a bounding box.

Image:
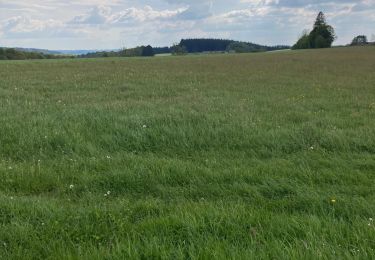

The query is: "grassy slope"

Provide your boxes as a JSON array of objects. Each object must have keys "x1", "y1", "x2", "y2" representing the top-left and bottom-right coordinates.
[{"x1": 0, "y1": 47, "x2": 374, "y2": 259}]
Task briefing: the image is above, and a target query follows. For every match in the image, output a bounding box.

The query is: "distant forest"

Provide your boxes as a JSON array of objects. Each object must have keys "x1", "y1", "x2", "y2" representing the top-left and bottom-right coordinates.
[
  {"x1": 0, "y1": 48, "x2": 72, "y2": 60},
  {"x1": 5, "y1": 34, "x2": 374, "y2": 60},
  {"x1": 179, "y1": 39, "x2": 289, "y2": 53},
  {"x1": 78, "y1": 39, "x2": 290, "y2": 58},
  {"x1": 0, "y1": 38, "x2": 291, "y2": 60}
]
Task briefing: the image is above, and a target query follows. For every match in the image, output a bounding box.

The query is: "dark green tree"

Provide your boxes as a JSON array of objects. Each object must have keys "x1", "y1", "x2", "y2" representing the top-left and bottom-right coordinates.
[
  {"x1": 314, "y1": 11, "x2": 326, "y2": 28},
  {"x1": 292, "y1": 31, "x2": 310, "y2": 49},
  {"x1": 309, "y1": 12, "x2": 336, "y2": 48},
  {"x1": 293, "y1": 12, "x2": 336, "y2": 49},
  {"x1": 0, "y1": 48, "x2": 7, "y2": 60},
  {"x1": 351, "y1": 35, "x2": 368, "y2": 46},
  {"x1": 141, "y1": 45, "x2": 154, "y2": 57}
]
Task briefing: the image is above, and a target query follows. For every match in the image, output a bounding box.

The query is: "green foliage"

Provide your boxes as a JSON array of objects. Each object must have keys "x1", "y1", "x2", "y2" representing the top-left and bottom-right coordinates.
[
  {"x1": 226, "y1": 42, "x2": 267, "y2": 53},
  {"x1": 293, "y1": 12, "x2": 336, "y2": 50},
  {"x1": 141, "y1": 45, "x2": 155, "y2": 57},
  {"x1": 0, "y1": 47, "x2": 375, "y2": 258},
  {"x1": 0, "y1": 48, "x2": 7, "y2": 60},
  {"x1": 76, "y1": 39, "x2": 290, "y2": 59},
  {"x1": 292, "y1": 32, "x2": 311, "y2": 49},
  {"x1": 180, "y1": 38, "x2": 289, "y2": 53},
  {"x1": 122, "y1": 47, "x2": 143, "y2": 57},
  {"x1": 0, "y1": 48, "x2": 71, "y2": 60},
  {"x1": 83, "y1": 46, "x2": 155, "y2": 58},
  {"x1": 351, "y1": 35, "x2": 368, "y2": 46},
  {"x1": 171, "y1": 44, "x2": 188, "y2": 55},
  {"x1": 314, "y1": 35, "x2": 329, "y2": 48}
]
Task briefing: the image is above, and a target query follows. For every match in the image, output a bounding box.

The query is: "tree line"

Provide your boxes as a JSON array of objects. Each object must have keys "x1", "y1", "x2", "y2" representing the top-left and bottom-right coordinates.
[
  {"x1": 78, "y1": 45, "x2": 156, "y2": 58},
  {"x1": 176, "y1": 39, "x2": 289, "y2": 54},
  {"x1": 78, "y1": 40, "x2": 290, "y2": 58},
  {"x1": 0, "y1": 48, "x2": 72, "y2": 60}
]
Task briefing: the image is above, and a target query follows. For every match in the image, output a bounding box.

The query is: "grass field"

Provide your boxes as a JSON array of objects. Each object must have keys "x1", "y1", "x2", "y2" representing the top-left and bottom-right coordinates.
[{"x1": 0, "y1": 46, "x2": 374, "y2": 259}]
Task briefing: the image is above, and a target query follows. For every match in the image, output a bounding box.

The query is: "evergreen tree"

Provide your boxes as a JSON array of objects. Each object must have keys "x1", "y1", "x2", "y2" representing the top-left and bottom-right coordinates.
[
  {"x1": 293, "y1": 12, "x2": 336, "y2": 50},
  {"x1": 314, "y1": 12, "x2": 326, "y2": 28},
  {"x1": 309, "y1": 12, "x2": 336, "y2": 48}
]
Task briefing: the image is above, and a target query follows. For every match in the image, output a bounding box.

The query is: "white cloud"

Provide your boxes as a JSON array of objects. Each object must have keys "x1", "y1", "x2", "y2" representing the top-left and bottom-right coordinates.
[
  {"x1": 0, "y1": 0, "x2": 374, "y2": 49},
  {"x1": 69, "y1": 5, "x2": 186, "y2": 25}
]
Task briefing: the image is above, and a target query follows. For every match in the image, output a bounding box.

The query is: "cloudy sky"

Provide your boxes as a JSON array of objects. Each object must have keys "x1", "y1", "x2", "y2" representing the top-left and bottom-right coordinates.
[{"x1": 0, "y1": 0, "x2": 374, "y2": 50}]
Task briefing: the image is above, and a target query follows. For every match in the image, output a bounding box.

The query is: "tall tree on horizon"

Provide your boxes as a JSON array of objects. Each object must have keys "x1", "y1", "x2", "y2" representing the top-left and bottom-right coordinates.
[
  {"x1": 314, "y1": 11, "x2": 326, "y2": 28},
  {"x1": 293, "y1": 11, "x2": 336, "y2": 49},
  {"x1": 309, "y1": 11, "x2": 336, "y2": 48}
]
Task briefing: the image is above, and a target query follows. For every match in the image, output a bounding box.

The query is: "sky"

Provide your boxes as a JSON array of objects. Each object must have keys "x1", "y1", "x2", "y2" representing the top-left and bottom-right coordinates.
[{"x1": 0, "y1": 0, "x2": 374, "y2": 50}]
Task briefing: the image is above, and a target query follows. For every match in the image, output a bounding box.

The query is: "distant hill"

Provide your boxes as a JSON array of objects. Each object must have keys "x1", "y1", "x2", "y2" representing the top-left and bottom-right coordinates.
[
  {"x1": 0, "y1": 47, "x2": 73, "y2": 60},
  {"x1": 14, "y1": 48, "x2": 63, "y2": 55},
  {"x1": 11, "y1": 48, "x2": 119, "y2": 56},
  {"x1": 2, "y1": 38, "x2": 290, "y2": 60},
  {"x1": 57, "y1": 49, "x2": 119, "y2": 55}
]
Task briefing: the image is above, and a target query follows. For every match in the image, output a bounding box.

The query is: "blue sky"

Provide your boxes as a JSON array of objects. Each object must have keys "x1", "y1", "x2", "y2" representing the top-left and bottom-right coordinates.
[{"x1": 0, "y1": 0, "x2": 374, "y2": 50}]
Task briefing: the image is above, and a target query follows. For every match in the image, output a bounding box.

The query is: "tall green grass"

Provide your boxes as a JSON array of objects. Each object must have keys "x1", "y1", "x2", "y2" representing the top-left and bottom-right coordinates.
[{"x1": 0, "y1": 47, "x2": 374, "y2": 259}]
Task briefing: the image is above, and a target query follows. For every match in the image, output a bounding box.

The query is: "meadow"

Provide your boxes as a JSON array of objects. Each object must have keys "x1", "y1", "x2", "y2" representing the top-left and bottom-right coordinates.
[{"x1": 0, "y1": 46, "x2": 374, "y2": 259}]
